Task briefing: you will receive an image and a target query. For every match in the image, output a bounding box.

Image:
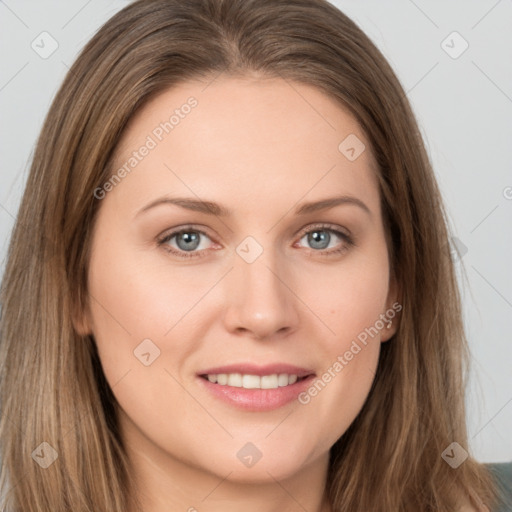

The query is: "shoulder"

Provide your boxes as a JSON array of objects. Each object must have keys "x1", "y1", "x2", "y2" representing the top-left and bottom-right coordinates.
[{"x1": 486, "y1": 462, "x2": 512, "y2": 512}]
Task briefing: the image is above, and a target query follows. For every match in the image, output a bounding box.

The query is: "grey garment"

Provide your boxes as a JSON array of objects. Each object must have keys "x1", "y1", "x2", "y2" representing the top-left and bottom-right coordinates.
[{"x1": 487, "y1": 462, "x2": 512, "y2": 512}]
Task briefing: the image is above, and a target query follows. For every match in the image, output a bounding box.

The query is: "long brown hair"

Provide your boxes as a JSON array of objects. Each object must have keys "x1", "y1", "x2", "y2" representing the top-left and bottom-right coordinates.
[{"x1": 0, "y1": 0, "x2": 499, "y2": 510}]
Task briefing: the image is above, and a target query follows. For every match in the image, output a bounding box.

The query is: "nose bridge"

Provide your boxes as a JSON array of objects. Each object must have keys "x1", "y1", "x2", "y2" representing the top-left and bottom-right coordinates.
[{"x1": 222, "y1": 239, "x2": 299, "y2": 338}]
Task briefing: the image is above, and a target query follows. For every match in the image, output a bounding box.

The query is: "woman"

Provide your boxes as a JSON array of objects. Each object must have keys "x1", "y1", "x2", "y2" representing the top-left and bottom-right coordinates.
[{"x1": 0, "y1": 0, "x2": 509, "y2": 510}]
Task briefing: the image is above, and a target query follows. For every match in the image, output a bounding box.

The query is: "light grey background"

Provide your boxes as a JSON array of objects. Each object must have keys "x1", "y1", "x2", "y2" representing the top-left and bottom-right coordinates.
[{"x1": 0, "y1": 0, "x2": 511, "y2": 463}]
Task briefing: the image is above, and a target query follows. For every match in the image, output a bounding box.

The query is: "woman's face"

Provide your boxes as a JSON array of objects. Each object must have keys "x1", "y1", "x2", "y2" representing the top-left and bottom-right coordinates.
[{"x1": 82, "y1": 75, "x2": 398, "y2": 485}]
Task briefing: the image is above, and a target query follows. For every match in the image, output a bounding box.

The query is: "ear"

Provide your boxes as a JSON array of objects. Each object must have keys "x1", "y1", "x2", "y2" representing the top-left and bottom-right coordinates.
[
  {"x1": 71, "y1": 297, "x2": 93, "y2": 336},
  {"x1": 380, "y1": 274, "x2": 401, "y2": 342}
]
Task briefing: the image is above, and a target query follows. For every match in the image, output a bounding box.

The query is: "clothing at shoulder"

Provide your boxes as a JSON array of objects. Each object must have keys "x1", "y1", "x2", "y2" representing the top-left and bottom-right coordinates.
[{"x1": 487, "y1": 462, "x2": 512, "y2": 512}]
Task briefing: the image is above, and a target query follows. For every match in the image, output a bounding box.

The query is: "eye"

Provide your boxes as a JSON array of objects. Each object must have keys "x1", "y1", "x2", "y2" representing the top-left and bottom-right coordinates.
[
  {"x1": 296, "y1": 224, "x2": 354, "y2": 255},
  {"x1": 157, "y1": 223, "x2": 354, "y2": 260},
  {"x1": 157, "y1": 227, "x2": 215, "y2": 259}
]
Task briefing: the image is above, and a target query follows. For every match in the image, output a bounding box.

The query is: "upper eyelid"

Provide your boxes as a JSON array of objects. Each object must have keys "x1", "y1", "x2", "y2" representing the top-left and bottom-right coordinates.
[
  {"x1": 158, "y1": 225, "x2": 213, "y2": 243},
  {"x1": 296, "y1": 223, "x2": 350, "y2": 238}
]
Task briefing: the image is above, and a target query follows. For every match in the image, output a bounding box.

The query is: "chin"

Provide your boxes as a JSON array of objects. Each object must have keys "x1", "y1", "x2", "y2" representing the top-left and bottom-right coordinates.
[{"x1": 197, "y1": 443, "x2": 324, "y2": 485}]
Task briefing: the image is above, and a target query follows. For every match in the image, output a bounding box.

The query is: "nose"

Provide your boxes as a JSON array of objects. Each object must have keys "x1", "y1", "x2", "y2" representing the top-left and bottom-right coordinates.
[{"x1": 222, "y1": 249, "x2": 300, "y2": 340}]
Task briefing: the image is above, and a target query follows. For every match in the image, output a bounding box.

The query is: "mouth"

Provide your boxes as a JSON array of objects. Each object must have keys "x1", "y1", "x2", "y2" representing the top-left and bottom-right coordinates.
[{"x1": 196, "y1": 364, "x2": 316, "y2": 411}]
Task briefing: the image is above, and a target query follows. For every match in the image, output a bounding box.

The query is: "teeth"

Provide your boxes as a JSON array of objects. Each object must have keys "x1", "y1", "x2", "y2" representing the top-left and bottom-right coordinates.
[
  {"x1": 242, "y1": 374, "x2": 260, "y2": 389},
  {"x1": 261, "y1": 374, "x2": 277, "y2": 389},
  {"x1": 205, "y1": 373, "x2": 300, "y2": 389},
  {"x1": 277, "y1": 374, "x2": 289, "y2": 387},
  {"x1": 227, "y1": 373, "x2": 242, "y2": 387}
]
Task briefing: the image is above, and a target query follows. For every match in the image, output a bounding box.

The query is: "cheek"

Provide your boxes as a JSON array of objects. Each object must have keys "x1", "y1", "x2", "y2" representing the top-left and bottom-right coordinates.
[
  {"x1": 289, "y1": 247, "x2": 389, "y2": 445},
  {"x1": 86, "y1": 241, "x2": 213, "y2": 459},
  {"x1": 87, "y1": 231, "x2": 216, "y2": 344},
  {"x1": 85, "y1": 229, "x2": 226, "y2": 403},
  {"x1": 297, "y1": 249, "x2": 390, "y2": 348}
]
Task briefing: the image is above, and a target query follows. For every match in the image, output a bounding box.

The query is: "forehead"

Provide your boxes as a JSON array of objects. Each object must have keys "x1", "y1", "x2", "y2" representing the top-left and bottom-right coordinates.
[{"x1": 108, "y1": 75, "x2": 381, "y2": 218}]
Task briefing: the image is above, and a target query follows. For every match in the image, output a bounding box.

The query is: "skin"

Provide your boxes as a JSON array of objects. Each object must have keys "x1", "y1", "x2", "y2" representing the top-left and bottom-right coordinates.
[{"x1": 79, "y1": 75, "x2": 400, "y2": 512}]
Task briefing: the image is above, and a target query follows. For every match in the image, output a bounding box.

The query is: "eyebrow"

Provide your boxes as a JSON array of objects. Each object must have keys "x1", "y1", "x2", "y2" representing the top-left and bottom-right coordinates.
[{"x1": 135, "y1": 195, "x2": 371, "y2": 218}]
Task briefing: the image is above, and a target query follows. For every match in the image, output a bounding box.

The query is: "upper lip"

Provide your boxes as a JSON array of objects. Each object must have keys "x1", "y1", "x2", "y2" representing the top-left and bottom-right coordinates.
[{"x1": 198, "y1": 363, "x2": 315, "y2": 378}]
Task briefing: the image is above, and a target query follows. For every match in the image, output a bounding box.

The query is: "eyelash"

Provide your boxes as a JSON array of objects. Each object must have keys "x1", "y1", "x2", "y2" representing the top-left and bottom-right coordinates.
[{"x1": 156, "y1": 223, "x2": 354, "y2": 260}]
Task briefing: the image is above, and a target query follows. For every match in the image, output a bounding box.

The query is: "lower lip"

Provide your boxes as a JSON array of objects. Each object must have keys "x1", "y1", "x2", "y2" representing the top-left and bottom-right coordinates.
[{"x1": 197, "y1": 375, "x2": 316, "y2": 411}]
